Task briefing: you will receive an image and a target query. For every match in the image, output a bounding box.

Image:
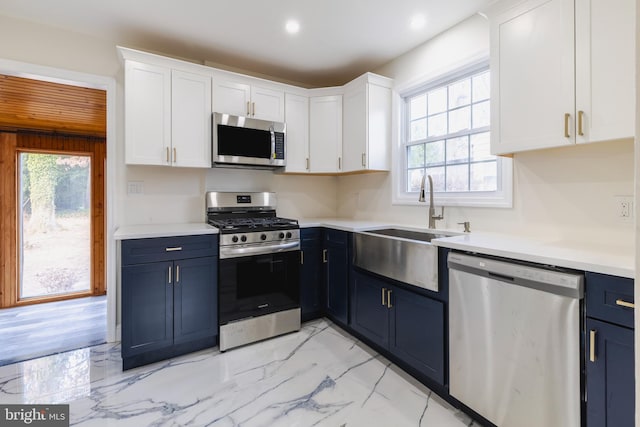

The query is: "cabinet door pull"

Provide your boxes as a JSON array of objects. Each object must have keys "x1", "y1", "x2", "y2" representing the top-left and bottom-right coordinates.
[
  {"x1": 382, "y1": 287, "x2": 386, "y2": 306},
  {"x1": 247, "y1": 101, "x2": 251, "y2": 116},
  {"x1": 387, "y1": 289, "x2": 392, "y2": 308},
  {"x1": 252, "y1": 102, "x2": 256, "y2": 116},
  {"x1": 577, "y1": 110, "x2": 585, "y2": 136},
  {"x1": 173, "y1": 147, "x2": 177, "y2": 163},
  {"x1": 165, "y1": 147, "x2": 170, "y2": 163},
  {"x1": 300, "y1": 251, "x2": 304, "y2": 265},
  {"x1": 362, "y1": 152, "x2": 366, "y2": 167},
  {"x1": 616, "y1": 299, "x2": 635, "y2": 309},
  {"x1": 589, "y1": 329, "x2": 596, "y2": 362},
  {"x1": 176, "y1": 265, "x2": 180, "y2": 283},
  {"x1": 564, "y1": 113, "x2": 571, "y2": 138},
  {"x1": 322, "y1": 249, "x2": 328, "y2": 263},
  {"x1": 165, "y1": 247, "x2": 183, "y2": 252},
  {"x1": 338, "y1": 157, "x2": 341, "y2": 170},
  {"x1": 306, "y1": 158, "x2": 309, "y2": 171},
  {"x1": 168, "y1": 266, "x2": 172, "y2": 284}
]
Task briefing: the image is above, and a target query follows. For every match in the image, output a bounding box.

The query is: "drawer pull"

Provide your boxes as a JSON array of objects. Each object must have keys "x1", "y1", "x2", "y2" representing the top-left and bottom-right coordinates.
[
  {"x1": 589, "y1": 329, "x2": 596, "y2": 362},
  {"x1": 165, "y1": 247, "x2": 183, "y2": 252},
  {"x1": 615, "y1": 299, "x2": 635, "y2": 309}
]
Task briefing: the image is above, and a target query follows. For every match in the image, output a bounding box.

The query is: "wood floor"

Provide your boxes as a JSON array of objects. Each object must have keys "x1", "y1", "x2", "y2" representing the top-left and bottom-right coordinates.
[{"x1": 0, "y1": 295, "x2": 106, "y2": 366}]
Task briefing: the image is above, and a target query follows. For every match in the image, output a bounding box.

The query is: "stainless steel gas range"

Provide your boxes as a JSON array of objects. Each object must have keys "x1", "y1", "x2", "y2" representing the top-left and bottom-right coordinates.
[{"x1": 206, "y1": 191, "x2": 301, "y2": 351}]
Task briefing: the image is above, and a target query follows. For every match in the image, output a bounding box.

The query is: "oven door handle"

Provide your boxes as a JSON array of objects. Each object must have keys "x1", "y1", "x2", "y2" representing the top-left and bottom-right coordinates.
[{"x1": 220, "y1": 241, "x2": 300, "y2": 259}]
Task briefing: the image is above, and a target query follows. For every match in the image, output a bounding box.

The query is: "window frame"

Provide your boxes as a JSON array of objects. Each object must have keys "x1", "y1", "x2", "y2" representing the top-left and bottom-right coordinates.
[{"x1": 392, "y1": 59, "x2": 512, "y2": 208}]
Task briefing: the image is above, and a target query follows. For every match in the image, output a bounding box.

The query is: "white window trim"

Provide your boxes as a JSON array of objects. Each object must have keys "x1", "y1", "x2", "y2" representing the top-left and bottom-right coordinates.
[{"x1": 391, "y1": 56, "x2": 513, "y2": 209}]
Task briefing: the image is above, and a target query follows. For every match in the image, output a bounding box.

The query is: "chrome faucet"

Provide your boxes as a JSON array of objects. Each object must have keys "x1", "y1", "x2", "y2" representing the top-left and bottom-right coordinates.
[{"x1": 419, "y1": 174, "x2": 444, "y2": 228}]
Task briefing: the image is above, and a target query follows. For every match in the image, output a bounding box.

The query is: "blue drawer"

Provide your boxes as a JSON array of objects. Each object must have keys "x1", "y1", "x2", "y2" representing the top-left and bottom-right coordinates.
[
  {"x1": 122, "y1": 235, "x2": 217, "y2": 265},
  {"x1": 586, "y1": 272, "x2": 634, "y2": 329}
]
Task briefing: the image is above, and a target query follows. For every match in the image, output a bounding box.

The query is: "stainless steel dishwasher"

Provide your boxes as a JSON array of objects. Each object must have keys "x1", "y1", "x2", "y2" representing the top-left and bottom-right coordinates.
[{"x1": 448, "y1": 252, "x2": 584, "y2": 427}]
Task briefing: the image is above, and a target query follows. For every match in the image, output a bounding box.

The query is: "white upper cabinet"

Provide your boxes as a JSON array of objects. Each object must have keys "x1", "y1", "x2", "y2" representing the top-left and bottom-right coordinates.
[
  {"x1": 171, "y1": 70, "x2": 212, "y2": 167},
  {"x1": 574, "y1": 0, "x2": 635, "y2": 144},
  {"x1": 121, "y1": 48, "x2": 213, "y2": 168},
  {"x1": 213, "y1": 76, "x2": 285, "y2": 122},
  {"x1": 124, "y1": 60, "x2": 171, "y2": 166},
  {"x1": 284, "y1": 93, "x2": 310, "y2": 173},
  {"x1": 490, "y1": 0, "x2": 635, "y2": 155},
  {"x1": 309, "y1": 95, "x2": 343, "y2": 173},
  {"x1": 342, "y1": 73, "x2": 392, "y2": 173},
  {"x1": 212, "y1": 79, "x2": 251, "y2": 118},
  {"x1": 251, "y1": 85, "x2": 285, "y2": 122}
]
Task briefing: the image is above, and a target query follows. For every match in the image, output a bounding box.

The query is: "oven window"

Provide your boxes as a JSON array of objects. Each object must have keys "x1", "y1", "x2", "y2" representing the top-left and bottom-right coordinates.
[{"x1": 237, "y1": 255, "x2": 293, "y2": 298}]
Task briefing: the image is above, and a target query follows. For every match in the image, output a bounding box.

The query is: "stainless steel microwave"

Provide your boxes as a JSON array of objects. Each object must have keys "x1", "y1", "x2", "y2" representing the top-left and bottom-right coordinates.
[{"x1": 212, "y1": 112, "x2": 286, "y2": 168}]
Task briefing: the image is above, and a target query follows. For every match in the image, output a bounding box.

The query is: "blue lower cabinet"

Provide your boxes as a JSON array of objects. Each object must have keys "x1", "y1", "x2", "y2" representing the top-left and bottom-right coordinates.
[
  {"x1": 121, "y1": 235, "x2": 218, "y2": 370},
  {"x1": 350, "y1": 269, "x2": 445, "y2": 386},
  {"x1": 300, "y1": 228, "x2": 323, "y2": 321},
  {"x1": 173, "y1": 256, "x2": 217, "y2": 345},
  {"x1": 324, "y1": 229, "x2": 350, "y2": 325},
  {"x1": 351, "y1": 271, "x2": 390, "y2": 348},
  {"x1": 390, "y1": 286, "x2": 444, "y2": 385},
  {"x1": 122, "y1": 261, "x2": 174, "y2": 356},
  {"x1": 586, "y1": 318, "x2": 635, "y2": 427}
]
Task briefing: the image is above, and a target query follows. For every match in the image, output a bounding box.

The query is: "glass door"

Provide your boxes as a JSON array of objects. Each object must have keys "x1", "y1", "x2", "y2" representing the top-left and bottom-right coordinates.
[{"x1": 18, "y1": 152, "x2": 92, "y2": 299}]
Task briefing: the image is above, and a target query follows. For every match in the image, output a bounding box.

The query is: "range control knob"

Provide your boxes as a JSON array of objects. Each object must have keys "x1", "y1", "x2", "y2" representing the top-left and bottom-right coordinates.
[
  {"x1": 240, "y1": 235, "x2": 247, "y2": 242},
  {"x1": 286, "y1": 232, "x2": 292, "y2": 238},
  {"x1": 260, "y1": 234, "x2": 267, "y2": 241},
  {"x1": 279, "y1": 232, "x2": 285, "y2": 239},
  {"x1": 232, "y1": 235, "x2": 239, "y2": 243}
]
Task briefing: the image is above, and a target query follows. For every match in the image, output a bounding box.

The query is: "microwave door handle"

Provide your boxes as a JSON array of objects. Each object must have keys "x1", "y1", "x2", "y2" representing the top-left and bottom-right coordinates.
[{"x1": 270, "y1": 127, "x2": 276, "y2": 163}]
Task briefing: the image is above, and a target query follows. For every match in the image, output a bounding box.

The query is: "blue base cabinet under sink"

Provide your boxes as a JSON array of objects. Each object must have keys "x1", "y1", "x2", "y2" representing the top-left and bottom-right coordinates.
[
  {"x1": 585, "y1": 272, "x2": 635, "y2": 427},
  {"x1": 121, "y1": 234, "x2": 218, "y2": 370},
  {"x1": 350, "y1": 269, "x2": 445, "y2": 386}
]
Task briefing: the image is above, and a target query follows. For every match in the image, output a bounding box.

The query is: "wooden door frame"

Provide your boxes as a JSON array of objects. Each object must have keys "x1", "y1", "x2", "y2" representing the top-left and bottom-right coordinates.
[{"x1": 0, "y1": 58, "x2": 117, "y2": 342}]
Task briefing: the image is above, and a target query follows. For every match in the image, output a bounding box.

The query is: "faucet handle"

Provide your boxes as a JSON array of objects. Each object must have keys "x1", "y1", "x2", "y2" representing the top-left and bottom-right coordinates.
[{"x1": 457, "y1": 221, "x2": 471, "y2": 233}]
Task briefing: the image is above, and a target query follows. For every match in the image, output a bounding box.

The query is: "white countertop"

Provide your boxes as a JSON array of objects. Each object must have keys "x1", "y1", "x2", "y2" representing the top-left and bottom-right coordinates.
[
  {"x1": 114, "y1": 223, "x2": 218, "y2": 240},
  {"x1": 431, "y1": 232, "x2": 634, "y2": 279},
  {"x1": 299, "y1": 218, "x2": 634, "y2": 278}
]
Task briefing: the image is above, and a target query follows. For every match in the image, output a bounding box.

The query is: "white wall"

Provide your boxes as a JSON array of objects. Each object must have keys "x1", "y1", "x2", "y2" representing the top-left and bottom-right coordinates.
[
  {"x1": 338, "y1": 14, "x2": 635, "y2": 249},
  {"x1": 0, "y1": 14, "x2": 338, "y2": 228}
]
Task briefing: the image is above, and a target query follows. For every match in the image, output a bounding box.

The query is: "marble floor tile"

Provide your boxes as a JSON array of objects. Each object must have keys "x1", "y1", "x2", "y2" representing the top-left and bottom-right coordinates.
[{"x1": 0, "y1": 319, "x2": 477, "y2": 426}]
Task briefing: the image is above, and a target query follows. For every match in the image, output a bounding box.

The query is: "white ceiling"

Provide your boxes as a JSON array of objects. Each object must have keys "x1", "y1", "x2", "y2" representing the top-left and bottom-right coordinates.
[{"x1": 0, "y1": 0, "x2": 492, "y2": 87}]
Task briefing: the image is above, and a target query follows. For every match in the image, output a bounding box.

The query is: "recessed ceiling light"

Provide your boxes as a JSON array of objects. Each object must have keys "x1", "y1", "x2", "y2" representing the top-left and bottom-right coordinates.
[
  {"x1": 285, "y1": 20, "x2": 300, "y2": 34},
  {"x1": 410, "y1": 14, "x2": 426, "y2": 31}
]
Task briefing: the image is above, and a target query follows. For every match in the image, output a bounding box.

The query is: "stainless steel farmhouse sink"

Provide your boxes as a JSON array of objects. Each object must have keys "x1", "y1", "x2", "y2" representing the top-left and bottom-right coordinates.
[
  {"x1": 353, "y1": 228, "x2": 454, "y2": 292},
  {"x1": 362, "y1": 228, "x2": 449, "y2": 242}
]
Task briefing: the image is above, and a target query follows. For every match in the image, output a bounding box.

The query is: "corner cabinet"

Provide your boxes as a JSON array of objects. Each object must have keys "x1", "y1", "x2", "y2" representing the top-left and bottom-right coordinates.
[
  {"x1": 309, "y1": 95, "x2": 343, "y2": 173},
  {"x1": 350, "y1": 269, "x2": 445, "y2": 385},
  {"x1": 121, "y1": 234, "x2": 218, "y2": 370},
  {"x1": 489, "y1": 0, "x2": 635, "y2": 155},
  {"x1": 212, "y1": 76, "x2": 284, "y2": 122},
  {"x1": 122, "y1": 49, "x2": 212, "y2": 167},
  {"x1": 585, "y1": 272, "x2": 635, "y2": 427},
  {"x1": 342, "y1": 73, "x2": 392, "y2": 173}
]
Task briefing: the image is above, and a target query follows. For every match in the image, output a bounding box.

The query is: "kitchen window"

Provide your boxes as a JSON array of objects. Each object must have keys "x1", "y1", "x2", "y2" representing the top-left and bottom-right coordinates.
[{"x1": 394, "y1": 63, "x2": 512, "y2": 208}]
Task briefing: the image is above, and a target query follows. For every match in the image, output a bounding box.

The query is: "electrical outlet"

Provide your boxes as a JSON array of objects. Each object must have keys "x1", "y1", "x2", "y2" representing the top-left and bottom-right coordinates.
[
  {"x1": 614, "y1": 195, "x2": 634, "y2": 222},
  {"x1": 127, "y1": 181, "x2": 144, "y2": 195}
]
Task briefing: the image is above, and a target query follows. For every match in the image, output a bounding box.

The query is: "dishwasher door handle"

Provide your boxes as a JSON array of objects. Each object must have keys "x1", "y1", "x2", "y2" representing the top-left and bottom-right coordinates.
[{"x1": 488, "y1": 271, "x2": 515, "y2": 282}]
